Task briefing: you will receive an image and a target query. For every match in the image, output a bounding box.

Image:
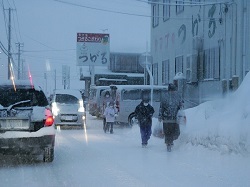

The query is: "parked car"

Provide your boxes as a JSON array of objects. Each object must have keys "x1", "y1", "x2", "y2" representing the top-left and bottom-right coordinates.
[
  {"x1": 51, "y1": 89, "x2": 86, "y2": 128},
  {"x1": 0, "y1": 80, "x2": 55, "y2": 162}
]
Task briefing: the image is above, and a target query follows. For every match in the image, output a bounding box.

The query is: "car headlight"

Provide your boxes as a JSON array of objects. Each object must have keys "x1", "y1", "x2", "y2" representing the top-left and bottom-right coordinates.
[
  {"x1": 78, "y1": 99, "x2": 85, "y2": 113},
  {"x1": 52, "y1": 102, "x2": 60, "y2": 116}
]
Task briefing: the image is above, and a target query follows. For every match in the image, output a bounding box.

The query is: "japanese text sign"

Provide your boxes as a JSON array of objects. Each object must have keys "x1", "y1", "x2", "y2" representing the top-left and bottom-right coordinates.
[{"x1": 76, "y1": 33, "x2": 110, "y2": 66}]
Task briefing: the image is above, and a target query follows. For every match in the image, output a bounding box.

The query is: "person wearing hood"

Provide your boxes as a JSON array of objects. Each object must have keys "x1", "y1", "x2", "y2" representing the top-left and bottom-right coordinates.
[
  {"x1": 158, "y1": 83, "x2": 183, "y2": 152},
  {"x1": 102, "y1": 90, "x2": 114, "y2": 132},
  {"x1": 103, "y1": 101, "x2": 117, "y2": 134},
  {"x1": 134, "y1": 91, "x2": 155, "y2": 148}
]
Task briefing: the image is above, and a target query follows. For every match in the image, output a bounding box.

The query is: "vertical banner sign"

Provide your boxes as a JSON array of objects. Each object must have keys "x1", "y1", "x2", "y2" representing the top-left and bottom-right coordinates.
[
  {"x1": 62, "y1": 65, "x2": 70, "y2": 88},
  {"x1": 77, "y1": 33, "x2": 110, "y2": 66}
]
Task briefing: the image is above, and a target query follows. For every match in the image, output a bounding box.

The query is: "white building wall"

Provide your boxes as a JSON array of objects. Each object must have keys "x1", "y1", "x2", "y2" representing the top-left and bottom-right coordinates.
[
  {"x1": 150, "y1": 0, "x2": 250, "y2": 106},
  {"x1": 247, "y1": 0, "x2": 250, "y2": 75}
]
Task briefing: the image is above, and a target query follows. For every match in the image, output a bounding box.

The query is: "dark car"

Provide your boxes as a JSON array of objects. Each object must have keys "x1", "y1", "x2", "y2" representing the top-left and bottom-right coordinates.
[{"x1": 0, "y1": 80, "x2": 55, "y2": 162}]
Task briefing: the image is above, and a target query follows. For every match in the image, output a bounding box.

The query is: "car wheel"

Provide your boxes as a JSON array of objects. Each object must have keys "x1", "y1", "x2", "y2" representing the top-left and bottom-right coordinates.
[
  {"x1": 128, "y1": 113, "x2": 138, "y2": 127},
  {"x1": 43, "y1": 147, "x2": 54, "y2": 162}
]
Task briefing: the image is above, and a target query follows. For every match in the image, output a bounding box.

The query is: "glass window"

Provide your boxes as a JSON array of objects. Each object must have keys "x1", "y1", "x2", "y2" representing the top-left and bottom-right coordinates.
[
  {"x1": 153, "y1": 63, "x2": 158, "y2": 85},
  {"x1": 122, "y1": 89, "x2": 142, "y2": 101},
  {"x1": 152, "y1": 3, "x2": 159, "y2": 27},
  {"x1": 0, "y1": 87, "x2": 48, "y2": 107},
  {"x1": 152, "y1": 89, "x2": 162, "y2": 102},
  {"x1": 191, "y1": 0, "x2": 201, "y2": 6},
  {"x1": 203, "y1": 47, "x2": 220, "y2": 79},
  {"x1": 89, "y1": 89, "x2": 96, "y2": 99},
  {"x1": 55, "y1": 94, "x2": 79, "y2": 104},
  {"x1": 175, "y1": 55, "x2": 184, "y2": 74},
  {"x1": 121, "y1": 88, "x2": 163, "y2": 102},
  {"x1": 162, "y1": 59, "x2": 170, "y2": 84},
  {"x1": 163, "y1": 0, "x2": 170, "y2": 21},
  {"x1": 176, "y1": 0, "x2": 184, "y2": 14}
]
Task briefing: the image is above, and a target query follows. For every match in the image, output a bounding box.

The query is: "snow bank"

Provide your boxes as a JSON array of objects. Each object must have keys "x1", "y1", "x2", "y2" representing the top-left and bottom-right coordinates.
[{"x1": 180, "y1": 72, "x2": 250, "y2": 154}]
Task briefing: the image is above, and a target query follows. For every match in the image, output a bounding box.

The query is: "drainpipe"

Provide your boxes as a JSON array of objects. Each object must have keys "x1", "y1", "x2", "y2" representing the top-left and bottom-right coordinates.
[
  {"x1": 228, "y1": 1, "x2": 237, "y2": 78},
  {"x1": 242, "y1": 0, "x2": 247, "y2": 78}
]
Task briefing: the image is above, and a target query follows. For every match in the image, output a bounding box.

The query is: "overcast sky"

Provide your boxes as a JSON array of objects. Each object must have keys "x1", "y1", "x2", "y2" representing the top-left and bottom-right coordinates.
[{"x1": 0, "y1": 0, "x2": 150, "y2": 93}]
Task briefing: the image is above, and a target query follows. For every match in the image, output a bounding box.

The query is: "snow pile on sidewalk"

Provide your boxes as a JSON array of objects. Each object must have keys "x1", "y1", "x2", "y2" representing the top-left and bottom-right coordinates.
[{"x1": 181, "y1": 72, "x2": 250, "y2": 154}]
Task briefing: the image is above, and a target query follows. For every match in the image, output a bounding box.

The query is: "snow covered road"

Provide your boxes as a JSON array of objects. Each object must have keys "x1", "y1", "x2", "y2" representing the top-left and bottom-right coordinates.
[{"x1": 0, "y1": 114, "x2": 249, "y2": 187}]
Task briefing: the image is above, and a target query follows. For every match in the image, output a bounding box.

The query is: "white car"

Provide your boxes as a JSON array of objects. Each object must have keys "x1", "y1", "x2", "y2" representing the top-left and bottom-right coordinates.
[
  {"x1": 0, "y1": 80, "x2": 55, "y2": 162},
  {"x1": 51, "y1": 89, "x2": 86, "y2": 128}
]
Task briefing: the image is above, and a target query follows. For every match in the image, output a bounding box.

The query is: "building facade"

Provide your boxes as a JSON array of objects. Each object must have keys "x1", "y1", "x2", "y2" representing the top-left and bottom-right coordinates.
[
  {"x1": 150, "y1": 0, "x2": 250, "y2": 107},
  {"x1": 80, "y1": 52, "x2": 145, "y2": 97}
]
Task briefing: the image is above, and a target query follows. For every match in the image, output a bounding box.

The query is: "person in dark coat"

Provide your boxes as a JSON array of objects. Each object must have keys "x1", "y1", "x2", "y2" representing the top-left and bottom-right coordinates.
[
  {"x1": 158, "y1": 83, "x2": 183, "y2": 152},
  {"x1": 134, "y1": 91, "x2": 155, "y2": 148}
]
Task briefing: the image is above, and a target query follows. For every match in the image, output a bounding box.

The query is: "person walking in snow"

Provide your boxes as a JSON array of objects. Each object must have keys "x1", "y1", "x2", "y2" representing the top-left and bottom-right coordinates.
[
  {"x1": 102, "y1": 90, "x2": 114, "y2": 131},
  {"x1": 158, "y1": 83, "x2": 183, "y2": 152},
  {"x1": 103, "y1": 101, "x2": 117, "y2": 134},
  {"x1": 134, "y1": 91, "x2": 155, "y2": 148}
]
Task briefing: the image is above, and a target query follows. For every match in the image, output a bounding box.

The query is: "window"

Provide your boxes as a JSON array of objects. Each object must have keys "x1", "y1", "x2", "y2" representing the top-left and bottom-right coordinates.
[
  {"x1": 152, "y1": 3, "x2": 159, "y2": 27},
  {"x1": 153, "y1": 63, "x2": 158, "y2": 85},
  {"x1": 186, "y1": 54, "x2": 198, "y2": 83},
  {"x1": 175, "y1": 56, "x2": 183, "y2": 74},
  {"x1": 163, "y1": 0, "x2": 170, "y2": 21},
  {"x1": 162, "y1": 60, "x2": 170, "y2": 84},
  {"x1": 122, "y1": 89, "x2": 141, "y2": 100},
  {"x1": 203, "y1": 47, "x2": 220, "y2": 79},
  {"x1": 176, "y1": 0, "x2": 184, "y2": 14},
  {"x1": 191, "y1": 0, "x2": 201, "y2": 5},
  {"x1": 121, "y1": 89, "x2": 162, "y2": 102},
  {"x1": 0, "y1": 87, "x2": 48, "y2": 107},
  {"x1": 56, "y1": 94, "x2": 78, "y2": 104}
]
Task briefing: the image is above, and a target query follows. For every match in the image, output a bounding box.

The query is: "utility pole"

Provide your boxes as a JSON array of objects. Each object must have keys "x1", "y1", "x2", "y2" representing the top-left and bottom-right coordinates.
[
  {"x1": 21, "y1": 59, "x2": 25, "y2": 79},
  {"x1": 7, "y1": 8, "x2": 12, "y2": 79},
  {"x1": 16, "y1": 43, "x2": 24, "y2": 80},
  {"x1": 54, "y1": 69, "x2": 57, "y2": 90}
]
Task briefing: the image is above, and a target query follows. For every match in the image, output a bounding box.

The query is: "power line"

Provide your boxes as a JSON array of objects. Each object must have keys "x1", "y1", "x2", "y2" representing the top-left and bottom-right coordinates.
[
  {"x1": 0, "y1": 41, "x2": 9, "y2": 55},
  {"x1": 23, "y1": 54, "x2": 74, "y2": 62},
  {"x1": 139, "y1": 0, "x2": 231, "y2": 6},
  {"x1": 22, "y1": 33, "x2": 56, "y2": 50},
  {"x1": 12, "y1": 0, "x2": 23, "y2": 42},
  {"x1": 10, "y1": 0, "x2": 22, "y2": 42},
  {"x1": 52, "y1": 0, "x2": 225, "y2": 21},
  {"x1": 2, "y1": 1, "x2": 9, "y2": 40},
  {"x1": 23, "y1": 48, "x2": 76, "y2": 53},
  {"x1": 53, "y1": 0, "x2": 151, "y2": 18}
]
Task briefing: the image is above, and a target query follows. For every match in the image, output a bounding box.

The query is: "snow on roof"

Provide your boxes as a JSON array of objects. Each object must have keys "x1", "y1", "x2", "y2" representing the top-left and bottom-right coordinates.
[
  {"x1": 173, "y1": 72, "x2": 185, "y2": 80},
  {"x1": 54, "y1": 89, "x2": 82, "y2": 99},
  {"x1": 0, "y1": 79, "x2": 43, "y2": 91},
  {"x1": 90, "y1": 85, "x2": 110, "y2": 89},
  {"x1": 109, "y1": 84, "x2": 167, "y2": 90},
  {"x1": 98, "y1": 78, "x2": 128, "y2": 82},
  {"x1": 80, "y1": 66, "x2": 144, "y2": 78}
]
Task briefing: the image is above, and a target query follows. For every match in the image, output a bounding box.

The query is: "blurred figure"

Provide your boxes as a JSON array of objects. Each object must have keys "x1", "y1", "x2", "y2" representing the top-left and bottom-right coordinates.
[
  {"x1": 158, "y1": 83, "x2": 183, "y2": 152},
  {"x1": 103, "y1": 101, "x2": 118, "y2": 134},
  {"x1": 102, "y1": 90, "x2": 114, "y2": 131},
  {"x1": 134, "y1": 91, "x2": 155, "y2": 148}
]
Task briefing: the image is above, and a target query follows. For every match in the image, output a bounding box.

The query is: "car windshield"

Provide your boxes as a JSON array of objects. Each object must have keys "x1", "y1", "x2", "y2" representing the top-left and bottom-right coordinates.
[
  {"x1": 55, "y1": 94, "x2": 79, "y2": 104},
  {"x1": 0, "y1": 87, "x2": 48, "y2": 107}
]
